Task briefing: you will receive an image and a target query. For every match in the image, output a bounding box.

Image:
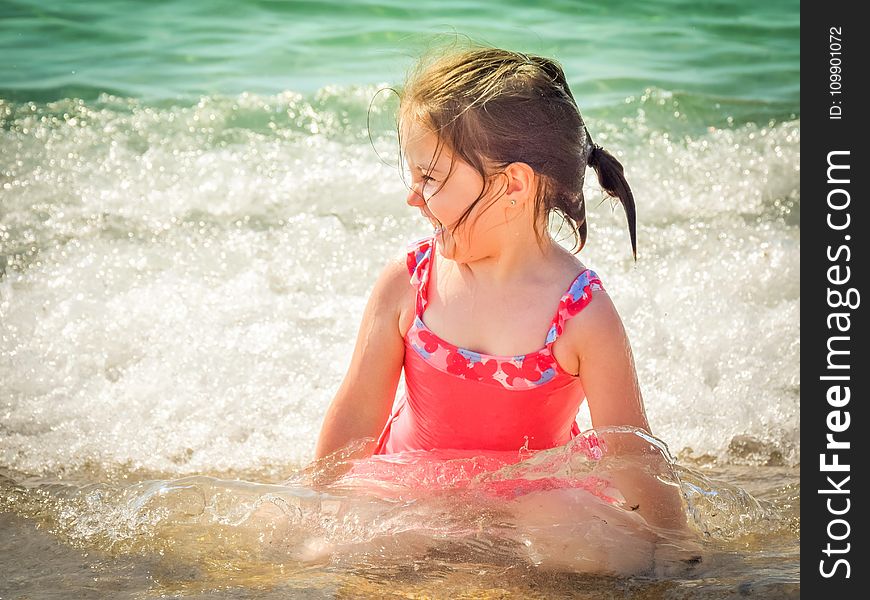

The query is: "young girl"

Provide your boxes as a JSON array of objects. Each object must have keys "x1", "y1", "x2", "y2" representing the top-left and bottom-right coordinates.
[{"x1": 314, "y1": 46, "x2": 691, "y2": 565}]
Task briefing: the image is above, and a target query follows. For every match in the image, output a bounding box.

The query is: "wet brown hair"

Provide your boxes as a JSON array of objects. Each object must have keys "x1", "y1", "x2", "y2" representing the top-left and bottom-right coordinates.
[{"x1": 394, "y1": 43, "x2": 637, "y2": 259}]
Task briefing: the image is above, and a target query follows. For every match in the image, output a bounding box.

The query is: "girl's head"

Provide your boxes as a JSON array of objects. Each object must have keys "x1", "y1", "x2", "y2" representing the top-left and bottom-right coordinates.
[{"x1": 395, "y1": 44, "x2": 637, "y2": 260}]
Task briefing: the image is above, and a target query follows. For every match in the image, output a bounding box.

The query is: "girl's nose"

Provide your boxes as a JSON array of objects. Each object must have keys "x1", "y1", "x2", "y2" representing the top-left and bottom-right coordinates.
[{"x1": 406, "y1": 183, "x2": 426, "y2": 207}]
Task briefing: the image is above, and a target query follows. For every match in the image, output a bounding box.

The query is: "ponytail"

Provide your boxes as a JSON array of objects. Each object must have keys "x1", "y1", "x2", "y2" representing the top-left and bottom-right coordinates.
[
  {"x1": 394, "y1": 46, "x2": 636, "y2": 260},
  {"x1": 585, "y1": 128, "x2": 638, "y2": 260}
]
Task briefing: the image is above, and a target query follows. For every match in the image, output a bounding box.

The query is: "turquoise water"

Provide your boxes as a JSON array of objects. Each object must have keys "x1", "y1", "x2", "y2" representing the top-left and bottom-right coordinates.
[
  {"x1": 2, "y1": 0, "x2": 798, "y2": 124},
  {"x1": 2, "y1": 1, "x2": 800, "y2": 597}
]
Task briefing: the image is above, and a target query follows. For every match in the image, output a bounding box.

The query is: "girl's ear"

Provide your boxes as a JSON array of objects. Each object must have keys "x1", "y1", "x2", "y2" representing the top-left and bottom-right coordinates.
[{"x1": 502, "y1": 162, "x2": 536, "y2": 203}]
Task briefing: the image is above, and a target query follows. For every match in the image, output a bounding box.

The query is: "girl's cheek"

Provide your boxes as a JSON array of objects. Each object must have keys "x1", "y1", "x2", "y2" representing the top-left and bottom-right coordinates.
[{"x1": 422, "y1": 181, "x2": 437, "y2": 201}]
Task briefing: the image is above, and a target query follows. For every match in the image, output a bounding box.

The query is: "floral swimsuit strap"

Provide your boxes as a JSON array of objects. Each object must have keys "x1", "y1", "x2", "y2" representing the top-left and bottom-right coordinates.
[{"x1": 404, "y1": 234, "x2": 604, "y2": 390}]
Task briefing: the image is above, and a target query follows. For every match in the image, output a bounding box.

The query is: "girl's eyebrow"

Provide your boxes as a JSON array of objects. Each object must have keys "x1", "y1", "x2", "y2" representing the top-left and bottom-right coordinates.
[{"x1": 405, "y1": 159, "x2": 444, "y2": 174}]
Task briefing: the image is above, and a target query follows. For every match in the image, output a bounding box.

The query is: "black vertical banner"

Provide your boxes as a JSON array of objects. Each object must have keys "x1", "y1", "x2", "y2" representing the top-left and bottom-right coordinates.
[{"x1": 803, "y1": 2, "x2": 867, "y2": 597}]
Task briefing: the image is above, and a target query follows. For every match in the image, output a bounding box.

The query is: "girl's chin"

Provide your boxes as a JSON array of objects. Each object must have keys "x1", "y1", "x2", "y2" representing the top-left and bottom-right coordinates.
[
  {"x1": 435, "y1": 230, "x2": 474, "y2": 263},
  {"x1": 434, "y1": 227, "x2": 454, "y2": 257},
  {"x1": 434, "y1": 225, "x2": 446, "y2": 243},
  {"x1": 434, "y1": 227, "x2": 476, "y2": 262}
]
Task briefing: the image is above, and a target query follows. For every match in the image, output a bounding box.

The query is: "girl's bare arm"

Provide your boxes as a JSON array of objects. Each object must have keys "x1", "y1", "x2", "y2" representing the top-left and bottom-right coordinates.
[
  {"x1": 314, "y1": 258, "x2": 408, "y2": 461},
  {"x1": 572, "y1": 291, "x2": 689, "y2": 533}
]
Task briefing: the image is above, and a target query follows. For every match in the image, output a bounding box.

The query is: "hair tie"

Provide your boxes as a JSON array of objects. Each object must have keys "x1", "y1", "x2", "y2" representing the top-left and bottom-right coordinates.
[
  {"x1": 583, "y1": 125, "x2": 601, "y2": 161},
  {"x1": 586, "y1": 141, "x2": 602, "y2": 164}
]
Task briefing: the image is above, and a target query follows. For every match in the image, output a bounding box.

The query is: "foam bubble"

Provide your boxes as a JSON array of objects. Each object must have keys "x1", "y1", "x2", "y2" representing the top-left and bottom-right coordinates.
[{"x1": 1, "y1": 90, "x2": 799, "y2": 476}]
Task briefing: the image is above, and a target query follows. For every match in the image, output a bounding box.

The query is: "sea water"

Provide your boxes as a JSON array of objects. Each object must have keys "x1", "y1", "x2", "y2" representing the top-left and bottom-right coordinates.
[{"x1": 1, "y1": 0, "x2": 799, "y2": 597}]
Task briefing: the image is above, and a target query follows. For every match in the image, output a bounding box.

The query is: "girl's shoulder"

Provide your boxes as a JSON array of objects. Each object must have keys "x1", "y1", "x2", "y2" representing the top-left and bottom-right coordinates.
[
  {"x1": 555, "y1": 274, "x2": 621, "y2": 355},
  {"x1": 541, "y1": 247, "x2": 613, "y2": 359},
  {"x1": 364, "y1": 239, "x2": 427, "y2": 335}
]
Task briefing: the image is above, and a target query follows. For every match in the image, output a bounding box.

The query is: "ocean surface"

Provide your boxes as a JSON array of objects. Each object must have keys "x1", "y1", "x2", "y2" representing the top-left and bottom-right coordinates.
[{"x1": 1, "y1": 0, "x2": 799, "y2": 597}]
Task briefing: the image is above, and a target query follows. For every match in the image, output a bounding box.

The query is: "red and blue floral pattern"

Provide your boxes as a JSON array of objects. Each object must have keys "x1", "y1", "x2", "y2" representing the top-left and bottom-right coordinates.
[{"x1": 404, "y1": 234, "x2": 604, "y2": 390}]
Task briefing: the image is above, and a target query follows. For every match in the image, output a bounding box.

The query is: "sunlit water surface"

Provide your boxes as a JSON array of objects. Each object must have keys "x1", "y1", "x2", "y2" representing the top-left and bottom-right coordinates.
[{"x1": 2, "y1": 0, "x2": 799, "y2": 597}]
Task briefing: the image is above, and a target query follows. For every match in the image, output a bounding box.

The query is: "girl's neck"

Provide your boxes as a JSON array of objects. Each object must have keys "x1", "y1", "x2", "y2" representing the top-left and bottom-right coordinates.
[{"x1": 446, "y1": 227, "x2": 564, "y2": 289}]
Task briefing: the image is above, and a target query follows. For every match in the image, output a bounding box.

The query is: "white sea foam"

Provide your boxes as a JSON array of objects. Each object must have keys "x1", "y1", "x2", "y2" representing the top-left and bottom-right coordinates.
[{"x1": 0, "y1": 90, "x2": 799, "y2": 476}]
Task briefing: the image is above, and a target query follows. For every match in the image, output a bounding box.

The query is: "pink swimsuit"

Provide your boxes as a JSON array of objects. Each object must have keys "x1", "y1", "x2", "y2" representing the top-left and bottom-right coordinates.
[{"x1": 373, "y1": 233, "x2": 604, "y2": 455}]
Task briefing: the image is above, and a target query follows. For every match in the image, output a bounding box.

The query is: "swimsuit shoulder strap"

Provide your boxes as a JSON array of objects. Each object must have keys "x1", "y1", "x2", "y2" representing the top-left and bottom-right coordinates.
[
  {"x1": 405, "y1": 234, "x2": 435, "y2": 317},
  {"x1": 544, "y1": 269, "x2": 605, "y2": 348},
  {"x1": 404, "y1": 236, "x2": 603, "y2": 346}
]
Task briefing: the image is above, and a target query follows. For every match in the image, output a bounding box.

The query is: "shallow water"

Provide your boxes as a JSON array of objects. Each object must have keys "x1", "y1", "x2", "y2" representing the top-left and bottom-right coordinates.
[
  {"x1": 1, "y1": 436, "x2": 799, "y2": 599},
  {"x1": 2, "y1": 0, "x2": 799, "y2": 596},
  {"x1": 0, "y1": 490, "x2": 799, "y2": 599}
]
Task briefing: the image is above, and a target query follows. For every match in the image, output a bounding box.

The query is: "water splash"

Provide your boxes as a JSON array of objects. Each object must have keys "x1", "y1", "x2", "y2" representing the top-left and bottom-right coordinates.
[
  {"x1": 1, "y1": 428, "x2": 787, "y2": 580},
  {"x1": 1, "y1": 98, "x2": 799, "y2": 475}
]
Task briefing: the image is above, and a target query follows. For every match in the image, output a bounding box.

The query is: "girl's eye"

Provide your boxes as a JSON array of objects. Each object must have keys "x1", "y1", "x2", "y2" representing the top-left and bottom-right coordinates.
[{"x1": 402, "y1": 166, "x2": 436, "y2": 184}]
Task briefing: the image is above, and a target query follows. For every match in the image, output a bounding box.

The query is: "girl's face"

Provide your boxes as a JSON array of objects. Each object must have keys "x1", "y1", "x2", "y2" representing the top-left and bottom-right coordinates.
[{"x1": 401, "y1": 119, "x2": 503, "y2": 260}]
